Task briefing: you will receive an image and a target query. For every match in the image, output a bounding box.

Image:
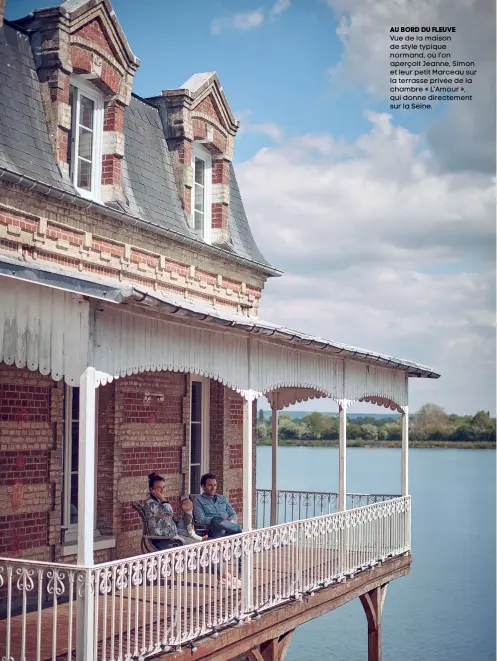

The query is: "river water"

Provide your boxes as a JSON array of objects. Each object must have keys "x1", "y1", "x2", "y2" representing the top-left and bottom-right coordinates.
[{"x1": 256, "y1": 446, "x2": 496, "y2": 661}]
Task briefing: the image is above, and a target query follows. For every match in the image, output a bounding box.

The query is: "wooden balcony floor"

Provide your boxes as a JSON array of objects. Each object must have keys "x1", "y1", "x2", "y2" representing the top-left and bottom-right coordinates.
[{"x1": 0, "y1": 548, "x2": 392, "y2": 661}]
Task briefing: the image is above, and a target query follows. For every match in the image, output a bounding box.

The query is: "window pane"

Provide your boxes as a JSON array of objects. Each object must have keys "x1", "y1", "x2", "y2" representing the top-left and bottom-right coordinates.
[
  {"x1": 194, "y1": 158, "x2": 204, "y2": 186},
  {"x1": 68, "y1": 86, "x2": 76, "y2": 177},
  {"x1": 191, "y1": 382, "x2": 202, "y2": 422},
  {"x1": 194, "y1": 184, "x2": 204, "y2": 213},
  {"x1": 194, "y1": 211, "x2": 204, "y2": 232},
  {"x1": 71, "y1": 422, "x2": 79, "y2": 471},
  {"x1": 72, "y1": 387, "x2": 80, "y2": 421},
  {"x1": 78, "y1": 127, "x2": 93, "y2": 161},
  {"x1": 80, "y1": 95, "x2": 94, "y2": 130},
  {"x1": 191, "y1": 424, "x2": 201, "y2": 464},
  {"x1": 70, "y1": 474, "x2": 78, "y2": 524},
  {"x1": 190, "y1": 465, "x2": 201, "y2": 494},
  {"x1": 77, "y1": 158, "x2": 92, "y2": 190}
]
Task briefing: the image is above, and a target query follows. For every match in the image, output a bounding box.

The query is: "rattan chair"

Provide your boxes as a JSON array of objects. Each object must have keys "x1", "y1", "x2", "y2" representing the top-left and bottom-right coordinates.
[{"x1": 131, "y1": 502, "x2": 184, "y2": 554}]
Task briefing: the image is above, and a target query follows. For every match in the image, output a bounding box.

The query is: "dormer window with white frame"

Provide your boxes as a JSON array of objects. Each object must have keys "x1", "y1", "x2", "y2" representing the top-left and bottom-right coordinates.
[
  {"x1": 68, "y1": 76, "x2": 104, "y2": 201},
  {"x1": 191, "y1": 143, "x2": 212, "y2": 244}
]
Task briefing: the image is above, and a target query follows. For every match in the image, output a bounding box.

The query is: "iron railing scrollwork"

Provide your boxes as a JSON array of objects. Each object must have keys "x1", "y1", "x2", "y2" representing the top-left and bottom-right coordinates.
[{"x1": 0, "y1": 496, "x2": 410, "y2": 661}]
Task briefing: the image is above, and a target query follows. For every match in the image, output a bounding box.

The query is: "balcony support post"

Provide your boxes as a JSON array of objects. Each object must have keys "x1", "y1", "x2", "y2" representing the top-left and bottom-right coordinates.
[
  {"x1": 338, "y1": 399, "x2": 350, "y2": 511},
  {"x1": 242, "y1": 391, "x2": 255, "y2": 613},
  {"x1": 401, "y1": 406, "x2": 409, "y2": 496},
  {"x1": 270, "y1": 393, "x2": 279, "y2": 526},
  {"x1": 360, "y1": 583, "x2": 388, "y2": 661},
  {"x1": 76, "y1": 366, "x2": 96, "y2": 661}
]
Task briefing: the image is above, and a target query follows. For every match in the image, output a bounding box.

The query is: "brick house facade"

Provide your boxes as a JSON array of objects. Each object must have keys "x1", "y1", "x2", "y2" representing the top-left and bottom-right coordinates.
[{"x1": 0, "y1": 0, "x2": 271, "y2": 564}]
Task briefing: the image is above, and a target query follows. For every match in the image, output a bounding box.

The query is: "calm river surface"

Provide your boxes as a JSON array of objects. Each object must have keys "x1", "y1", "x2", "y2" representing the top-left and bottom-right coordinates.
[{"x1": 256, "y1": 447, "x2": 496, "y2": 661}]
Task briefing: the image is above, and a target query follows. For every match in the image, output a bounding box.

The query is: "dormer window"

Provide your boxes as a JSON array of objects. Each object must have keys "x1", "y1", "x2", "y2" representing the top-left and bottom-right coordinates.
[
  {"x1": 68, "y1": 77, "x2": 104, "y2": 201},
  {"x1": 191, "y1": 143, "x2": 212, "y2": 243}
]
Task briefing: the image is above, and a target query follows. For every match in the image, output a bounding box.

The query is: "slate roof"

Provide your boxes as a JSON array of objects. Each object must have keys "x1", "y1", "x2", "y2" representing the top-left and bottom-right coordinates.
[
  {"x1": 0, "y1": 23, "x2": 74, "y2": 193},
  {"x1": 121, "y1": 95, "x2": 197, "y2": 238},
  {"x1": 0, "y1": 21, "x2": 277, "y2": 276}
]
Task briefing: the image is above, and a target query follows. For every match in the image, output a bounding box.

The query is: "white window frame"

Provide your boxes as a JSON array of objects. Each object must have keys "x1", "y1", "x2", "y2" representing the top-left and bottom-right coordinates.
[
  {"x1": 191, "y1": 143, "x2": 212, "y2": 244},
  {"x1": 62, "y1": 385, "x2": 99, "y2": 543},
  {"x1": 189, "y1": 375, "x2": 210, "y2": 494},
  {"x1": 69, "y1": 75, "x2": 104, "y2": 202}
]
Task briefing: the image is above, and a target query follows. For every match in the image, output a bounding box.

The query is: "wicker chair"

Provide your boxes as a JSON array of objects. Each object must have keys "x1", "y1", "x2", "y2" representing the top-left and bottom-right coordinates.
[{"x1": 131, "y1": 502, "x2": 184, "y2": 554}]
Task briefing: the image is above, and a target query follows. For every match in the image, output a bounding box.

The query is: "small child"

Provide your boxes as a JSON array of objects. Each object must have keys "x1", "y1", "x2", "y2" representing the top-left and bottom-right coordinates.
[{"x1": 177, "y1": 495, "x2": 208, "y2": 543}]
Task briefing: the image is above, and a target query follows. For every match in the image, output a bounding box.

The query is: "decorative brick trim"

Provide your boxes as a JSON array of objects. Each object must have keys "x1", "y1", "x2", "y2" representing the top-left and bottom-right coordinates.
[
  {"x1": 74, "y1": 18, "x2": 115, "y2": 58},
  {"x1": 0, "y1": 202, "x2": 263, "y2": 314},
  {"x1": 212, "y1": 159, "x2": 230, "y2": 185},
  {"x1": 104, "y1": 101, "x2": 125, "y2": 132},
  {"x1": 195, "y1": 95, "x2": 223, "y2": 124}
]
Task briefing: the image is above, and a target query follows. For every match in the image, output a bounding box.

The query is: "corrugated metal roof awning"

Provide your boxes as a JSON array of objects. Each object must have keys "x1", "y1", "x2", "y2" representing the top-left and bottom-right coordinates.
[{"x1": 0, "y1": 255, "x2": 440, "y2": 379}]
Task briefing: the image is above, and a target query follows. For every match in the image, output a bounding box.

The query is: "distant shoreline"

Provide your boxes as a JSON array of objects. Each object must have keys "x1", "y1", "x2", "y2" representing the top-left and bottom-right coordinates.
[{"x1": 256, "y1": 439, "x2": 495, "y2": 450}]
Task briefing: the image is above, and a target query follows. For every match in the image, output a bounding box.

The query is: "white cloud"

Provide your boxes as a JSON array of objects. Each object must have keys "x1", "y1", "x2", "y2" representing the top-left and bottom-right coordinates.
[
  {"x1": 211, "y1": 0, "x2": 290, "y2": 35},
  {"x1": 270, "y1": 0, "x2": 291, "y2": 17},
  {"x1": 211, "y1": 10, "x2": 264, "y2": 35},
  {"x1": 236, "y1": 112, "x2": 496, "y2": 414},
  {"x1": 236, "y1": 109, "x2": 284, "y2": 142},
  {"x1": 325, "y1": 0, "x2": 496, "y2": 173}
]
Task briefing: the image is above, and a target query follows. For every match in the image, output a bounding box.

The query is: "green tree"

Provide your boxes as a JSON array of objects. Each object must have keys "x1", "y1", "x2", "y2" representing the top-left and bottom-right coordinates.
[
  {"x1": 278, "y1": 415, "x2": 300, "y2": 440},
  {"x1": 360, "y1": 424, "x2": 378, "y2": 441},
  {"x1": 301, "y1": 412, "x2": 328, "y2": 439},
  {"x1": 256, "y1": 420, "x2": 269, "y2": 443},
  {"x1": 321, "y1": 416, "x2": 339, "y2": 440}
]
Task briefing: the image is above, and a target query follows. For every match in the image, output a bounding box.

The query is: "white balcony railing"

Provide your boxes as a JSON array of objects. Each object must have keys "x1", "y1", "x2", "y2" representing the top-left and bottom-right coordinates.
[
  {"x1": 0, "y1": 496, "x2": 411, "y2": 661},
  {"x1": 256, "y1": 489, "x2": 400, "y2": 528}
]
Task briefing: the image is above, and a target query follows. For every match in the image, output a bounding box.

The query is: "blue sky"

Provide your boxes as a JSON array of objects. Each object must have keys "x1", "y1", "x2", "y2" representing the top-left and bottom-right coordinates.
[
  {"x1": 7, "y1": 0, "x2": 495, "y2": 414},
  {"x1": 9, "y1": 0, "x2": 431, "y2": 161}
]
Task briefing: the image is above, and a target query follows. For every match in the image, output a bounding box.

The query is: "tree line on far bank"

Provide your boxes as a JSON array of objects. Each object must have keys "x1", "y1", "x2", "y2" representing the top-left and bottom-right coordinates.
[{"x1": 256, "y1": 404, "x2": 496, "y2": 445}]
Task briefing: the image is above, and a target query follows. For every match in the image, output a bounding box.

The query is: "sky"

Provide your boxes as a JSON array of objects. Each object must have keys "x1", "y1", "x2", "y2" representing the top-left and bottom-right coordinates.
[{"x1": 7, "y1": 0, "x2": 496, "y2": 415}]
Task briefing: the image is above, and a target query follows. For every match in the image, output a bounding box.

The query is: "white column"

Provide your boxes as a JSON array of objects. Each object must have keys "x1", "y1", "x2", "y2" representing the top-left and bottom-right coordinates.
[
  {"x1": 242, "y1": 393, "x2": 254, "y2": 614},
  {"x1": 401, "y1": 406, "x2": 409, "y2": 496},
  {"x1": 338, "y1": 400, "x2": 348, "y2": 511},
  {"x1": 270, "y1": 394, "x2": 279, "y2": 526},
  {"x1": 76, "y1": 366, "x2": 96, "y2": 661},
  {"x1": 78, "y1": 366, "x2": 96, "y2": 565},
  {"x1": 242, "y1": 393, "x2": 254, "y2": 531}
]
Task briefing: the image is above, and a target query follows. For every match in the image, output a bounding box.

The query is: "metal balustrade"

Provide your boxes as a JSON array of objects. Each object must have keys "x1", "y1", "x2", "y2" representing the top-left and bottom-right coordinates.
[
  {"x1": 0, "y1": 496, "x2": 410, "y2": 661},
  {"x1": 256, "y1": 489, "x2": 400, "y2": 528}
]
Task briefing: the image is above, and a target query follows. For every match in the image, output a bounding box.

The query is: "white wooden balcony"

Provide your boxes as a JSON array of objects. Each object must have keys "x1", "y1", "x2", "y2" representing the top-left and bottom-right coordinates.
[{"x1": 0, "y1": 494, "x2": 410, "y2": 661}]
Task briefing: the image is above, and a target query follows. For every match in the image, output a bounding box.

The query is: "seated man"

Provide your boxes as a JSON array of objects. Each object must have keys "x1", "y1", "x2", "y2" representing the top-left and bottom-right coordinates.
[{"x1": 193, "y1": 473, "x2": 243, "y2": 539}]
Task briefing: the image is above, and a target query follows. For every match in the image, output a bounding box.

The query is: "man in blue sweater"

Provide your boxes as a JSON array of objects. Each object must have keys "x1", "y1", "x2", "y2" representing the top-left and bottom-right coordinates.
[{"x1": 193, "y1": 473, "x2": 243, "y2": 539}]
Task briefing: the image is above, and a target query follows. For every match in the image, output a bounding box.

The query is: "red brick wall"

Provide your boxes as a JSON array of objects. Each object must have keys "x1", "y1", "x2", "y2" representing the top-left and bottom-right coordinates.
[
  {"x1": 208, "y1": 386, "x2": 247, "y2": 523},
  {"x1": 121, "y1": 446, "x2": 182, "y2": 477},
  {"x1": 96, "y1": 383, "x2": 115, "y2": 536},
  {"x1": 0, "y1": 365, "x2": 60, "y2": 561},
  {"x1": 0, "y1": 450, "x2": 49, "y2": 485},
  {"x1": 0, "y1": 383, "x2": 50, "y2": 422},
  {"x1": 0, "y1": 512, "x2": 48, "y2": 555},
  {"x1": 0, "y1": 366, "x2": 257, "y2": 562},
  {"x1": 111, "y1": 372, "x2": 188, "y2": 558},
  {"x1": 209, "y1": 380, "x2": 225, "y2": 492}
]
